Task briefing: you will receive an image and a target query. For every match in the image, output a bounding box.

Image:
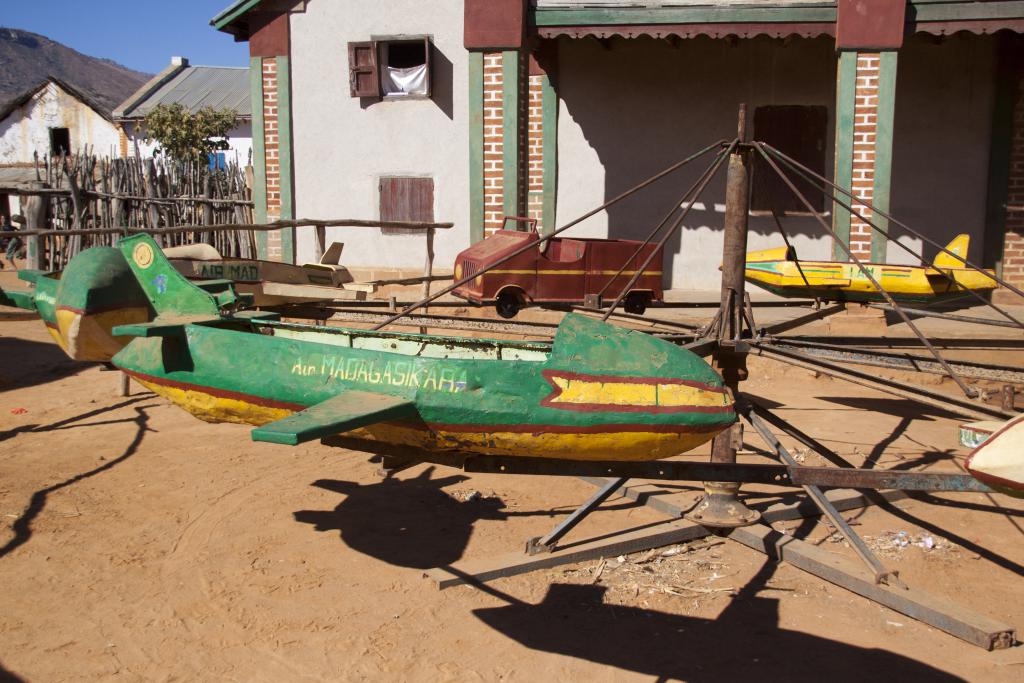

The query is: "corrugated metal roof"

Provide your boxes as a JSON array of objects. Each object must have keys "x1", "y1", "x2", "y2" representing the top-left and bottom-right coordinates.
[{"x1": 123, "y1": 66, "x2": 250, "y2": 118}]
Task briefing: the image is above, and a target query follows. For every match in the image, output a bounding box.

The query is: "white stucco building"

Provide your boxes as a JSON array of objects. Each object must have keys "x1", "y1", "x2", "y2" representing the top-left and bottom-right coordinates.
[{"x1": 0, "y1": 78, "x2": 122, "y2": 164}]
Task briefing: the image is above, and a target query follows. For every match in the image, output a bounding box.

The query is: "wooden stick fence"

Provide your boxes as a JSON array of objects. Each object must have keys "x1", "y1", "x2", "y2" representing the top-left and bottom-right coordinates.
[{"x1": 5, "y1": 151, "x2": 257, "y2": 270}]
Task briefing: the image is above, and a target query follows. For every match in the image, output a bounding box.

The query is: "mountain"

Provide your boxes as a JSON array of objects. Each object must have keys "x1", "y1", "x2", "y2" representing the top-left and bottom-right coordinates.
[{"x1": 0, "y1": 28, "x2": 152, "y2": 115}]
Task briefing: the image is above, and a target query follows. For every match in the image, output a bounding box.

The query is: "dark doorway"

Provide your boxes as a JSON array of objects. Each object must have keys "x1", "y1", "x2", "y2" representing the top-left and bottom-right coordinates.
[{"x1": 49, "y1": 127, "x2": 70, "y2": 155}]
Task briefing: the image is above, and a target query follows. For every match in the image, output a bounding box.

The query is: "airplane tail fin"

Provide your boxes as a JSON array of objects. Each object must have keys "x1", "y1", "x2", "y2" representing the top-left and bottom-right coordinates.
[
  {"x1": 117, "y1": 234, "x2": 222, "y2": 317},
  {"x1": 933, "y1": 234, "x2": 970, "y2": 269}
]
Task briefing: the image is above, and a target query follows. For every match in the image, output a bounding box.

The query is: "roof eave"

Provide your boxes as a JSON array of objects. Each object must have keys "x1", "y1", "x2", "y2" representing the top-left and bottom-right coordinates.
[{"x1": 211, "y1": 0, "x2": 264, "y2": 39}]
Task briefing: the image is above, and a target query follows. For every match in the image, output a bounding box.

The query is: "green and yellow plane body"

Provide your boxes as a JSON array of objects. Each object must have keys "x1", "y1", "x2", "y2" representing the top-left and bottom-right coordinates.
[
  {"x1": 744, "y1": 235, "x2": 997, "y2": 304},
  {"x1": 105, "y1": 235, "x2": 735, "y2": 462}
]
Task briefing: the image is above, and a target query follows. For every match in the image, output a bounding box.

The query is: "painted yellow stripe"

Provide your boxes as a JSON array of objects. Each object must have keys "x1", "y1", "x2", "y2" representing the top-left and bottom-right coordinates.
[
  {"x1": 138, "y1": 381, "x2": 724, "y2": 460},
  {"x1": 549, "y1": 376, "x2": 729, "y2": 409},
  {"x1": 135, "y1": 379, "x2": 293, "y2": 426},
  {"x1": 353, "y1": 424, "x2": 719, "y2": 461}
]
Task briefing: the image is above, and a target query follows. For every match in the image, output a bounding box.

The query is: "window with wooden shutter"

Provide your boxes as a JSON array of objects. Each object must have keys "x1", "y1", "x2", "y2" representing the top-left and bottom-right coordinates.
[
  {"x1": 348, "y1": 41, "x2": 380, "y2": 98},
  {"x1": 751, "y1": 105, "x2": 828, "y2": 214},
  {"x1": 349, "y1": 36, "x2": 433, "y2": 99},
  {"x1": 380, "y1": 176, "x2": 434, "y2": 234}
]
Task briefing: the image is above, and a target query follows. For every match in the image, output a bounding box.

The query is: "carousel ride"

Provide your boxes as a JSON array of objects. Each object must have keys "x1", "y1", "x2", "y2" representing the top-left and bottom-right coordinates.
[{"x1": 2, "y1": 106, "x2": 1022, "y2": 650}]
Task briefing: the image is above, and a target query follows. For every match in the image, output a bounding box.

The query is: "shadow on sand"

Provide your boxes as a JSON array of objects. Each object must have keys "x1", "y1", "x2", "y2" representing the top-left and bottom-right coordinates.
[
  {"x1": 468, "y1": 560, "x2": 964, "y2": 682},
  {"x1": 294, "y1": 467, "x2": 966, "y2": 680},
  {"x1": 293, "y1": 467, "x2": 618, "y2": 570},
  {"x1": 0, "y1": 335, "x2": 91, "y2": 393},
  {"x1": 0, "y1": 404, "x2": 155, "y2": 559}
]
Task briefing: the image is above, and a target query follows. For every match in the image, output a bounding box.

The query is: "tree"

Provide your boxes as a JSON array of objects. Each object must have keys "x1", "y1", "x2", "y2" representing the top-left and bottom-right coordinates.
[{"x1": 143, "y1": 104, "x2": 238, "y2": 163}]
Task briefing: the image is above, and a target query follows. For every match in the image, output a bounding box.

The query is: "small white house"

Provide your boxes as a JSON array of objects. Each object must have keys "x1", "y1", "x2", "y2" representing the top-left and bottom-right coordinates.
[
  {"x1": 114, "y1": 57, "x2": 253, "y2": 167},
  {"x1": 0, "y1": 78, "x2": 122, "y2": 163}
]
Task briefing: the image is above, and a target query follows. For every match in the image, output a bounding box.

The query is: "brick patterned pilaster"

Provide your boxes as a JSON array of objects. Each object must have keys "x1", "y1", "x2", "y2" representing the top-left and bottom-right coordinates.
[
  {"x1": 482, "y1": 53, "x2": 505, "y2": 234},
  {"x1": 262, "y1": 57, "x2": 283, "y2": 260},
  {"x1": 849, "y1": 53, "x2": 879, "y2": 261},
  {"x1": 1002, "y1": 68, "x2": 1024, "y2": 288},
  {"x1": 527, "y1": 74, "x2": 545, "y2": 231}
]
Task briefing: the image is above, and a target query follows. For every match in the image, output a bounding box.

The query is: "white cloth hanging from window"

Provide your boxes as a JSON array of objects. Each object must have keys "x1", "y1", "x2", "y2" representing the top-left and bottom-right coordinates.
[{"x1": 382, "y1": 63, "x2": 428, "y2": 96}]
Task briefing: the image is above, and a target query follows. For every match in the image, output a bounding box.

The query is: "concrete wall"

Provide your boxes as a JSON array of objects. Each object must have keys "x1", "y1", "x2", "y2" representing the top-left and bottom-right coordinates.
[
  {"x1": 0, "y1": 82, "x2": 122, "y2": 163},
  {"x1": 887, "y1": 33, "x2": 997, "y2": 266},
  {"x1": 553, "y1": 35, "x2": 838, "y2": 290},
  {"x1": 122, "y1": 121, "x2": 254, "y2": 166},
  {"x1": 290, "y1": 0, "x2": 468, "y2": 270}
]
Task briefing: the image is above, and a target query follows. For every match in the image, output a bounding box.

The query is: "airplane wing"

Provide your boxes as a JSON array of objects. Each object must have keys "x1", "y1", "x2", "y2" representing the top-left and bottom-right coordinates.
[{"x1": 251, "y1": 390, "x2": 417, "y2": 445}]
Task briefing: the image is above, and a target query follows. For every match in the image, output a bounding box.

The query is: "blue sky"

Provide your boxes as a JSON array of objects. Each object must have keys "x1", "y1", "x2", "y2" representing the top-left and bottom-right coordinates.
[{"x1": 3, "y1": 1, "x2": 248, "y2": 74}]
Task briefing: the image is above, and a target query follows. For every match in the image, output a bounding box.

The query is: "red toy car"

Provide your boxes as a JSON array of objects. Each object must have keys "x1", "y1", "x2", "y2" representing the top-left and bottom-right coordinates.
[{"x1": 452, "y1": 217, "x2": 665, "y2": 318}]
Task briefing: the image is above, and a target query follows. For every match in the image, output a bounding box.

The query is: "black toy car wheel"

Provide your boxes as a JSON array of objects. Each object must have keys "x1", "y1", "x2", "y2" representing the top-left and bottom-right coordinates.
[
  {"x1": 496, "y1": 290, "x2": 522, "y2": 319},
  {"x1": 624, "y1": 292, "x2": 650, "y2": 315}
]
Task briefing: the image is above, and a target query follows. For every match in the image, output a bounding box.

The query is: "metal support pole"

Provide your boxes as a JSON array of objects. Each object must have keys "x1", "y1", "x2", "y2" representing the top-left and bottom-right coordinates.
[{"x1": 686, "y1": 105, "x2": 760, "y2": 529}]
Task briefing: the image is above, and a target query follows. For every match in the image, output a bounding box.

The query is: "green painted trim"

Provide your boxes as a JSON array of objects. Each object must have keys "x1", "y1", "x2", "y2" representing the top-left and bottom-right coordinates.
[
  {"x1": 541, "y1": 72, "x2": 558, "y2": 236},
  {"x1": 211, "y1": 0, "x2": 262, "y2": 31},
  {"x1": 469, "y1": 52, "x2": 485, "y2": 244},
  {"x1": 502, "y1": 50, "x2": 520, "y2": 220},
  {"x1": 531, "y1": 6, "x2": 836, "y2": 27},
  {"x1": 832, "y1": 51, "x2": 857, "y2": 261},
  {"x1": 871, "y1": 51, "x2": 898, "y2": 264},
  {"x1": 983, "y1": 39, "x2": 1018, "y2": 275},
  {"x1": 277, "y1": 55, "x2": 295, "y2": 264},
  {"x1": 250, "y1": 56, "x2": 268, "y2": 259},
  {"x1": 909, "y1": 1, "x2": 1024, "y2": 22}
]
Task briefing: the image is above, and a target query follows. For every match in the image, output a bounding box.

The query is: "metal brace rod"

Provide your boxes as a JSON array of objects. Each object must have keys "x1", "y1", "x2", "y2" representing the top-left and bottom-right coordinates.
[
  {"x1": 754, "y1": 142, "x2": 979, "y2": 398},
  {"x1": 595, "y1": 146, "x2": 733, "y2": 300},
  {"x1": 865, "y1": 303, "x2": 1022, "y2": 330},
  {"x1": 525, "y1": 477, "x2": 630, "y2": 555},
  {"x1": 751, "y1": 342, "x2": 1012, "y2": 421},
  {"x1": 463, "y1": 456, "x2": 992, "y2": 492},
  {"x1": 738, "y1": 402, "x2": 906, "y2": 588},
  {"x1": 744, "y1": 395, "x2": 857, "y2": 469},
  {"x1": 603, "y1": 141, "x2": 737, "y2": 321},
  {"x1": 766, "y1": 338, "x2": 1024, "y2": 384}
]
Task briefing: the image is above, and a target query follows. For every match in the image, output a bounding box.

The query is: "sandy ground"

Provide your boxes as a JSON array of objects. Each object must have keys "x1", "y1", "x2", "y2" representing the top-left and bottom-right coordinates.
[{"x1": 1, "y1": 292, "x2": 1024, "y2": 681}]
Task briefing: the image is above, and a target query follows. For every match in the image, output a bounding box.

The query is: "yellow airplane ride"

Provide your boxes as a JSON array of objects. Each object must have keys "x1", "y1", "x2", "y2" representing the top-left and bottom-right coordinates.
[{"x1": 743, "y1": 235, "x2": 998, "y2": 304}]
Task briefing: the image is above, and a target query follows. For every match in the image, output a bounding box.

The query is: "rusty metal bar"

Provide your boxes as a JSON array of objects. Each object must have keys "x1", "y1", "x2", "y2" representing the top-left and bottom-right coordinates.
[
  {"x1": 761, "y1": 141, "x2": 1024, "y2": 313},
  {"x1": 767, "y1": 338, "x2": 1024, "y2": 384},
  {"x1": 322, "y1": 309, "x2": 559, "y2": 337},
  {"x1": 740, "y1": 402, "x2": 904, "y2": 586},
  {"x1": 729, "y1": 525, "x2": 1016, "y2": 650},
  {"x1": 778, "y1": 335, "x2": 1024, "y2": 350},
  {"x1": 580, "y1": 477, "x2": 908, "y2": 524},
  {"x1": 570, "y1": 306, "x2": 702, "y2": 332},
  {"x1": 770, "y1": 208, "x2": 812, "y2": 287},
  {"x1": 751, "y1": 342, "x2": 1013, "y2": 420},
  {"x1": 425, "y1": 517, "x2": 713, "y2": 589},
  {"x1": 742, "y1": 395, "x2": 856, "y2": 469},
  {"x1": 372, "y1": 139, "x2": 729, "y2": 330},
  {"x1": 754, "y1": 142, "x2": 979, "y2": 398},
  {"x1": 865, "y1": 303, "x2": 1021, "y2": 330},
  {"x1": 525, "y1": 477, "x2": 630, "y2": 555},
  {"x1": 463, "y1": 456, "x2": 992, "y2": 493}
]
